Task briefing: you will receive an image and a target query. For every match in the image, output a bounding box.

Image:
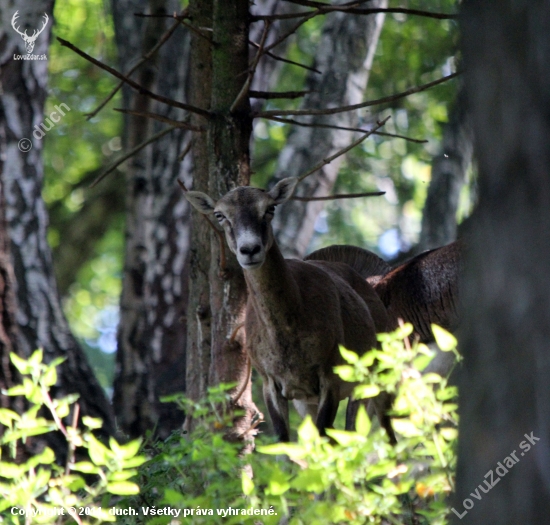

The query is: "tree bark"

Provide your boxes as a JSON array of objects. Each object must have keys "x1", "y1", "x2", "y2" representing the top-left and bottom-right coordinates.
[
  {"x1": 112, "y1": 0, "x2": 192, "y2": 438},
  {"x1": 455, "y1": 2, "x2": 550, "y2": 523},
  {"x1": 418, "y1": 86, "x2": 472, "y2": 251},
  {"x1": 0, "y1": 0, "x2": 114, "y2": 433},
  {"x1": 271, "y1": 0, "x2": 387, "y2": 258},
  {"x1": 206, "y1": 0, "x2": 259, "y2": 444}
]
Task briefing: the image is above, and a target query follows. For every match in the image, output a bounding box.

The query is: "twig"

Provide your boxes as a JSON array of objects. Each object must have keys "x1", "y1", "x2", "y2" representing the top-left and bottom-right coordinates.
[
  {"x1": 251, "y1": 7, "x2": 457, "y2": 22},
  {"x1": 178, "y1": 139, "x2": 193, "y2": 162},
  {"x1": 113, "y1": 108, "x2": 205, "y2": 131},
  {"x1": 86, "y1": 11, "x2": 185, "y2": 120},
  {"x1": 90, "y1": 126, "x2": 177, "y2": 188},
  {"x1": 292, "y1": 191, "x2": 385, "y2": 201},
  {"x1": 249, "y1": 40, "x2": 321, "y2": 74},
  {"x1": 230, "y1": 21, "x2": 271, "y2": 113},
  {"x1": 262, "y1": 8, "x2": 319, "y2": 54},
  {"x1": 257, "y1": 72, "x2": 460, "y2": 118},
  {"x1": 57, "y1": 37, "x2": 210, "y2": 118},
  {"x1": 265, "y1": 115, "x2": 428, "y2": 143},
  {"x1": 249, "y1": 90, "x2": 311, "y2": 99},
  {"x1": 65, "y1": 404, "x2": 80, "y2": 476},
  {"x1": 176, "y1": 179, "x2": 228, "y2": 276},
  {"x1": 176, "y1": 15, "x2": 213, "y2": 44},
  {"x1": 297, "y1": 116, "x2": 390, "y2": 182}
]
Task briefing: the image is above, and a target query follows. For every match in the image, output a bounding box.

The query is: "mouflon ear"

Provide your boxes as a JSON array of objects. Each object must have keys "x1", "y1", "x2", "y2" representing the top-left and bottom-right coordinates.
[
  {"x1": 185, "y1": 191, "x2": 216, "y2": 214},
  {"x1": 268, "y1": 177, "x2": 299, "y2": 204}
]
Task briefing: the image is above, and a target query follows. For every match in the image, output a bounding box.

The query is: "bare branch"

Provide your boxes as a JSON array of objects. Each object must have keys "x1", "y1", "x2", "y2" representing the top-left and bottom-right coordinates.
[
  {"x1": 249, "y1": 40, "x2": 321, "y2": 74},
  {"x1": 230, "y1": 21, "x2": 271, "y2": 113},
  {"x1": 57, "y1": 37, "x2": 210, "y2": 118},
  {"x1": 113, "y1": 108, "x2": 206, "y2": 131},
  {"x1": 178, "y1": 139, "x2": 193, "y2": 162},
  {"x1": 89, "y1": 126, "x2": 177, "y2": 188},
  {"x1": 86, "y1": 11, "x2": 187, "y2": 120},
  {"x1": 297, "y1": 116, "x2": 391, "y2": 182},
  {"x1": 257, "y1": 72, "x2": 460, "y2": 118},
  {"x1": 251, "y1": 7, "x2": 457, "y2": 22},
  {"x1": 292, "y1": 190, "x2": 385, "y2": 201},
  {"x1": 249, "y1": 90, "x2": 311, "y2": 99},
  {"x1": 265, "y1": 115, "x2": 428, "y2": 143}
]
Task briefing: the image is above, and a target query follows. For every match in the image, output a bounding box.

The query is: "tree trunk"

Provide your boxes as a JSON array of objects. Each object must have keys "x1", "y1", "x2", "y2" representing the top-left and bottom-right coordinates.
[
  {"x1": 455, "y1": 2, "x2": 550, "y2": 523},
  {"x1": 0, "y1": 0, "x2": 114, "y2": 433},
  {"x1": 271, "y1": 0, "x2": 387, "y2": 258},
  {"x1": 112, "y1": 0, "x2": 192, "y2": 438},
  {"x1": 418, "y1": 86, "x2": 472, "y2": 251},
  {"x1": 206, "y1": 0, "x2": 259, "y2": 444}
]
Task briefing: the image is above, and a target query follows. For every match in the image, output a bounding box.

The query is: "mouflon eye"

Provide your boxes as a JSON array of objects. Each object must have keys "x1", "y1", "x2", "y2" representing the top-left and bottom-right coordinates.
[
  {"x1": 214, "y1": 212, "x2": 225, "y2": 223},
  {"x1": 265, "y1": 205, "x2": 276, "y2": 216}
]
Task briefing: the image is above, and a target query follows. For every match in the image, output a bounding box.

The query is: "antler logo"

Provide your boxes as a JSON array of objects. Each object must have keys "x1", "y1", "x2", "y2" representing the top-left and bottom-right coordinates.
[{"x1": 11, "y1": 11, "x2": 49, "y2": 54}]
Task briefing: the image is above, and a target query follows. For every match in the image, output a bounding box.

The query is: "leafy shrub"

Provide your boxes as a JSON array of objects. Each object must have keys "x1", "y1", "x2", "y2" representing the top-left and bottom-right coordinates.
[
  {"x1": 0, "y1": 350, "x2": 146, "y2": 524},
  {"x1": 0, "y1": 325, "x2": 460, "y2": 524}
]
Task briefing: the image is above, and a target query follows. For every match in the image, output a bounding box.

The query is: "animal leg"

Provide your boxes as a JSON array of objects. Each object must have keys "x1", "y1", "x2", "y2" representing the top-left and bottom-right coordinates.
[
  {"x1": 371, "y1": 391, "x2": 397, "y2": 445},
  {"x1": 263, "y1": 378, "x2": 290, "y2": 441},
  {"x1": 315, "y1": 386, "x2": 340, "y2": 436}
]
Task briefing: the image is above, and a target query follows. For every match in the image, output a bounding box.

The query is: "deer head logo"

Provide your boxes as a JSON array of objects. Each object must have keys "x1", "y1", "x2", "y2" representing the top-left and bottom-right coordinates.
[{"x1": 11, "y1": 11, "x2": 49, "y2": 54}]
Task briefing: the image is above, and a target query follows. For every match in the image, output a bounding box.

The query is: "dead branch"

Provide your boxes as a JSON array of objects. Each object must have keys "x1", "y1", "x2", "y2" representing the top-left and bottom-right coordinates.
[
  {"x1": 292, "y1": 191, "x2": 385, "y2": 201},
  {"x1": 297, "y1": 116, "x2": 390, "y2": 182},
  {"x1": 90, "y1": 126, "x2": 177, "y2": 188},
  {"x1": 265, "y1": 115, "x2": 428, "y2": 143},
  {"x1": 256, "y1": 72, "x2": 460, "y2": 118},
  {"x1": 251, "y1": 7, "x2": 457, "y2": 22},
  {"x1": 113, "y1": 108, "x2": 206, "y2": 131},
  {"x1": 249, "y1": 90, "x2": 311, "y2": 99},
  {"x1": 230, "y1": 21, "x2": 272, "y2": 113},
  {"x1": 57, "y1": 37, "x2": 210, "y2": 119},
  {"x1": 249, "y1": 40, "x2": 321, "y2": 74},
  {"x1": 178, "y1": 139, "x2": 193, "y2": 162},
  {"x1": 176, "y1": 179, "x2": 228, "y2": 277},
  {"x1": 86, "y1": 11, "x2": 187, "y2": 120}
]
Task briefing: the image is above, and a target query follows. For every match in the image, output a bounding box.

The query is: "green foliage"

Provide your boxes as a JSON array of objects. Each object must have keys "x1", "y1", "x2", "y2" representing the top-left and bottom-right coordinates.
[
  {"x1": 1, "y1": 329, "x2": 459, "y2": 524},
  {"x1": 118, "y1": 325, "x2": 459, "y2": 524},
  {"x1": 0, "y1": 351, "x2": 145, "y2": 524}
]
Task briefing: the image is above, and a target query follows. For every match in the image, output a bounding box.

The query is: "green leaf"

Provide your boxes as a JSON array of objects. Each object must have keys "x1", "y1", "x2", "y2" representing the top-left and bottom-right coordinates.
[
  {"x1": 107, "y1": 469, "x2": 138, "y2": 481},
  {"x1": 334, "y1": 365, "x2": 355, "y2": 382},
  {"x1": 440, "y1": 427, "x2": 458, "y2": 441},
  {"x1": 87, "y1": 434, "x2": 111, "y2": 465},
  {"x1": 422, "y1": 373, "x2": 443, "y2": 384},
  {"x1": 392, "y1": 419, "x2": 423, "y2": 437},
  {"x1": 0, "y1": 408, "x2": 20, "y2": 426},
  {"x1": 10, "y1": 353, "x2": 32, "y2": 375},
  {"x1": 26, "y1": 447, "x2": 55, "y2": 468},
  {"x1": 122, "y1": 456, "x2": 147, "y2": 469},
  {"x1": 42, "y1": 366, "x2": 57, "y2": 387},
  {"x1": 106, "y1": 481, "x2": 140, "y2": 495},
  {"x1": 293, "y1": 469, "x2": 326, "y2": 492},
  {"x1": 298, "y1": 416, "x2": 320, "y2": 443},
  {"x1": 29, "y1": 349, "x2": 44, "y2": 366},
  {"x1": 112, "y1": 437, "x2": 142, "y2": 459},
  {"x1": 431, "y1": 324, "x2": 457, "y2": 351},
  {"x1": 326, "y1": 429, "x2": 363, "y2": 446},
  {"x1": 242, "y1": 471, "x2": 254, "y2": 495},
  {"x1": 0, "y1": 462, "x2": 21, "y2": 478},
  {"x1": 72, "y1": 461, "x2": 100, "y2": 474},
  {"x1": 353, "y1": 384, "x2": 380, "y2": 399},
  {"x1": 339, "y1": 346, "x2": 358, "y2": 364},
  {"x1": 257, "y1": 443, "x2": 305, "y2": 457},
  {"x1": 355, "y1": 405, "x2": 371, "y2": 436},
  {"x1": 82, "y1": 416, "x2": 103, "y2": 429}
]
